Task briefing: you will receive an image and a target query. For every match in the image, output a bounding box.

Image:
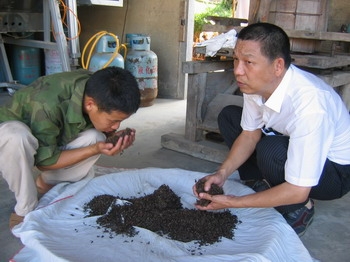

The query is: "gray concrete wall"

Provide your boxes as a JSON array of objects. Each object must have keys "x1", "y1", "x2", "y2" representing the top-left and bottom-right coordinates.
[{"x1": 78, "y1": 0, "x2": 188, "y2": 99}]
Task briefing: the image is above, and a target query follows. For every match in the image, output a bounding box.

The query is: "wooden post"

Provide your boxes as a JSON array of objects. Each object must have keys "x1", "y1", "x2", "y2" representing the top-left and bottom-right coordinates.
[
  {"x1": 249, "y1": 0, "x2": 272, "y2": 23},
  {"x1": 185, "y1": 72, "x2": 207, "y2": 141}
]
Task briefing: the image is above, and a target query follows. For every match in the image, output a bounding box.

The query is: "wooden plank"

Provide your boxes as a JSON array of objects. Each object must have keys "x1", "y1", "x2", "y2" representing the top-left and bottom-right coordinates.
[
  {"x1": 318, "y1": 71, "x2": 350, "y2": 88},
  {"x1": 182, "y1": 60, "x2": 233, "y2": 74},
  {"x1": 178, "y1": 0, "x2": 186, "y2": 42},
  {"x1": 316, "y1": 0, "x2": 329, "y2": 32},
  {"x1": 185, "y1": 72, "x2": 207, "y2": 141},
  {"x1": 193, "y1": 49, "x2": 350, "y2": 69},
  {"x1": 194, "y1": 46, "x2": 234, "y2": 57},
  {"x1": 249, "y1": 0, "x2": 272, "y2": 23},
  {"x1": 292, "y1": 54, "x2": 350, "y2": 69},
  {"x1": 161, "y1": 133, "x2": 228, "y2": 164},
  {"x1": 190, "y1": 50, "x2": 350, "y2": 69},
  {"x1": 285, "y1": 30, "x2": 350, "y2": 42},
  {"x1": 268, "y1": 0, "x2": 328, "y2": 53}
]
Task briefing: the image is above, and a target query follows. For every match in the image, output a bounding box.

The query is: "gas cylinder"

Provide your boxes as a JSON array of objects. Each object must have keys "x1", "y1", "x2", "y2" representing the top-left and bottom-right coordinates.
[
  {"x1": 44, "y1": 49, "x2": 63, "y2": 75},
  {"x1": 10, "y1": 43, "x2": 41, "y2": 85},
  {"x1": 88, "y1": 35, "x2": 124, "y2": 72},
  {"x1": 125, "y1": 33, "x2": 141, "y2": 49},
  {"x1": 125, "y1": 35, "x2": 158, "y2": 107}
]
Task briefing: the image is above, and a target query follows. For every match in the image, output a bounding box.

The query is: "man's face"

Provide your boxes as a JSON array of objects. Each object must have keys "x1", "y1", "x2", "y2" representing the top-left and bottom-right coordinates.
[
  {"x1": 233, "y1": 40, "x2": 280, "y2": 99},
  {"x1": 84, "y1": 96, "x2": 131, "y2": 133}
]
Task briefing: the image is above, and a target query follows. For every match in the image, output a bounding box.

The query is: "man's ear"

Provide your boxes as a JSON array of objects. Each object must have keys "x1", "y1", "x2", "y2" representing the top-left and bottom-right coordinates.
[
  {"x1": 274, "y1": 57, "x2": 285, "y2": 77},
  {"x1": 83, "y1": 95, "x2": 97, "y2": 112}
]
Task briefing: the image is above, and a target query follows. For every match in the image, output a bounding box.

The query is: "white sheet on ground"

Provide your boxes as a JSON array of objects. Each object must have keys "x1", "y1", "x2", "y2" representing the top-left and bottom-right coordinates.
[{"x1": 12, "y1": 168, "x2": 313, "y2": 262}]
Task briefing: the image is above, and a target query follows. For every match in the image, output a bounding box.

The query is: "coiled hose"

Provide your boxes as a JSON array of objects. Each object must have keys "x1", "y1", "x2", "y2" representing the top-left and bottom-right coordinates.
[{"x1": 81, "y1": 31, "x2": 127, "y2": 70}]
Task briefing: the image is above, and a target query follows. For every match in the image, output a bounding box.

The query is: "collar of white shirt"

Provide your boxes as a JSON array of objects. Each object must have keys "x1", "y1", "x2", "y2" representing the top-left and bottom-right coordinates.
[{"x1": 264, "y1": 65, "x2": 294, "y2": 113}]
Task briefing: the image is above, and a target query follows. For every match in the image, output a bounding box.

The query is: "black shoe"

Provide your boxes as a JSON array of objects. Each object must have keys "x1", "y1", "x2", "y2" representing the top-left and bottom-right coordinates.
[
  {"x1": 283, "y1": 199, "x2": 315, "y2": 237},
  {"x1": 251, "y1": 179, "x2": 271, "y2": 192}
]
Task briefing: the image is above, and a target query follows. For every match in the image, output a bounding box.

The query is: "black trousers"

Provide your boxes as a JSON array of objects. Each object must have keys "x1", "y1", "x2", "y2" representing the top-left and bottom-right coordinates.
[{"x1": 218, "y1": 105, "x2": 350, "y2": 213}]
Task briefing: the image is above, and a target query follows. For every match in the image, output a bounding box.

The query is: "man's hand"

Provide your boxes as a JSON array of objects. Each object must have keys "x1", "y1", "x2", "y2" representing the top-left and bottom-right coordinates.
[
  {"x1": 192, "y1": 169, "x2": 229, "y2": 198},
  {"x1": 37, "y1": 129, "x2": 136, "y2": 171},
  {"x1": 194, "y1": 193, "x2": 237, "y2": 210},
  {"x1": 194, "y1": 182, "x2": 312, "y2": 211},
  {"x1": 100, "y1": 128, "x2": 136, "y2": 156}
]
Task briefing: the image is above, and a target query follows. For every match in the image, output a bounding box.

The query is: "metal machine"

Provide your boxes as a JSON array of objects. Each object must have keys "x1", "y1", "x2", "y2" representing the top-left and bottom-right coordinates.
[{"x1": 0, "y1": 0, "x2": 79, "y2": 94}]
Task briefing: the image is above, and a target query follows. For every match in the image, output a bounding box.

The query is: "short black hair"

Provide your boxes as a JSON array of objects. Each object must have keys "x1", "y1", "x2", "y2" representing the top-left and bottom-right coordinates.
[
  {"x1": 237, "y1": 23, "x2": 292, "y2": 68},
  {"x1": 84, "y1": 67, "x2": 140, "y2": 114}
]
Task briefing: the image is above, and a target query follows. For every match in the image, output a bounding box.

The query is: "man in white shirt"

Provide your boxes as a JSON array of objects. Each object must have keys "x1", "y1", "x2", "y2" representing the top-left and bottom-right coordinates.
[{"x1": 193, "y1": 22, "x2": 350, "y2": 237}]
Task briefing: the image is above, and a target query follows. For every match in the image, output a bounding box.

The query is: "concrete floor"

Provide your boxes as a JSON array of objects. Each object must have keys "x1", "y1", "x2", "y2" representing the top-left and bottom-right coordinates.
[{"x1": 1, "y1": 92, "x2": 350, "y2": 261}]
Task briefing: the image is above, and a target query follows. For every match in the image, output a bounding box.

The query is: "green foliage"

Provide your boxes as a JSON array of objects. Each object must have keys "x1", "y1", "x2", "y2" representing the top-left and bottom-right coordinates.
[{"x1": 194, "y1": 0, "x2": 233, "y2": 38}]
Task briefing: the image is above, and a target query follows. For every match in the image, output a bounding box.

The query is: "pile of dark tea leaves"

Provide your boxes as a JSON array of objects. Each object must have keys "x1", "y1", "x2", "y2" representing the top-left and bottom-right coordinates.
[{"x1": 83, "y1": 184, "x2": 239, "y2": 246}]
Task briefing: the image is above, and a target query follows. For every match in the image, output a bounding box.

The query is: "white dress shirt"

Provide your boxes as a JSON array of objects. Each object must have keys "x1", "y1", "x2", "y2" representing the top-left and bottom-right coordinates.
[{"x1": 241, "y1": 65, "x2": 350, "y2": 187}]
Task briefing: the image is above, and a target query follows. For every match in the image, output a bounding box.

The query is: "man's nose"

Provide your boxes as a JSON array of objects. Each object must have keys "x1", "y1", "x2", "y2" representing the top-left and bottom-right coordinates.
[
  {"x1": 111, "y1": 123, "x2": 121, "y2": 130},
  {"x1": 233, "y1": 61, "x2": 244, "y2": 76}
]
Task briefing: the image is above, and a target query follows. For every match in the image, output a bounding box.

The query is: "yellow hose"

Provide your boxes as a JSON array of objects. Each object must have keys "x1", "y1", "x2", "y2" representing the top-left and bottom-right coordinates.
[{"x1": 81, "y1": 31, "x2": 127, "y2": 70}]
